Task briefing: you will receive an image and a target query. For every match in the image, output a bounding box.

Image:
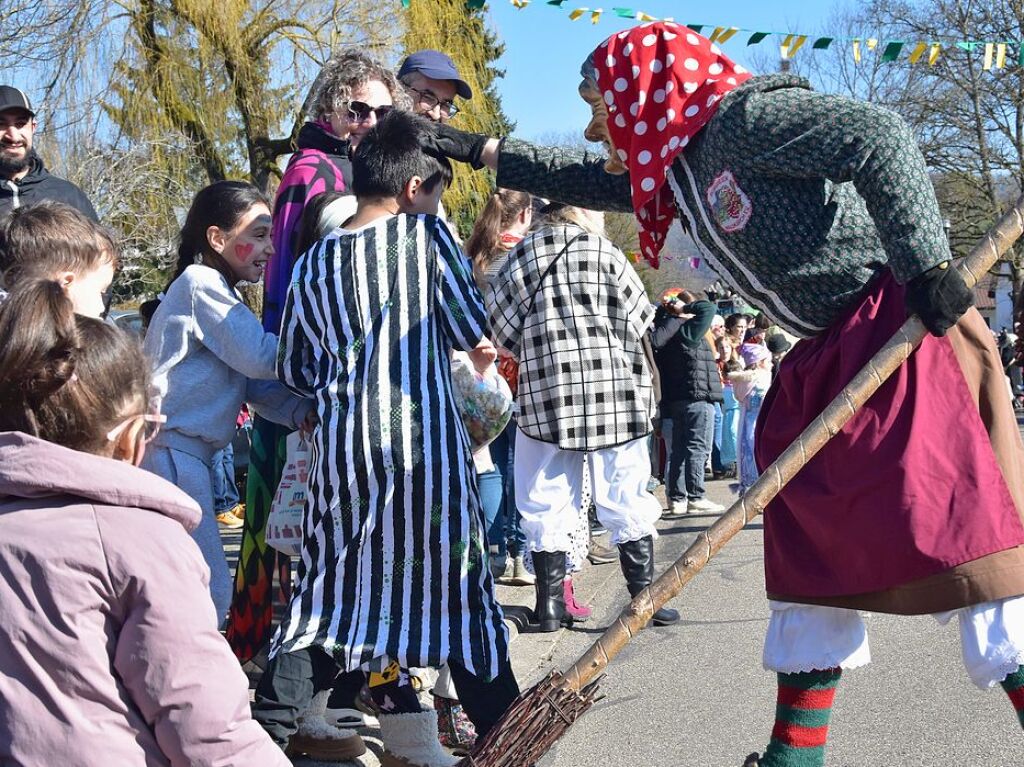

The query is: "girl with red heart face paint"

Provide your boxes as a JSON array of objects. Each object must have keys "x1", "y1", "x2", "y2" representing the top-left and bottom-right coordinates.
[
  {"x1": 141, "y1": 180, "x2": 314, "y2": 626},
  {"x1": 202, "y1": 201, "x2": 274, "y2": 285}
]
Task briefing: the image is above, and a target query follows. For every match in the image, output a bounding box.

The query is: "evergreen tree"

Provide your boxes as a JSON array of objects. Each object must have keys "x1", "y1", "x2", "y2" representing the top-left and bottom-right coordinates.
[{"x1": 403, "y1": 0, "x2": 514, "y2": 236}]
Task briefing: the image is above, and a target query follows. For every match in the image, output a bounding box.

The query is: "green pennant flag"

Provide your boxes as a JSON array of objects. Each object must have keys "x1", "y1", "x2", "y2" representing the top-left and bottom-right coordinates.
[
  {"x1": 547, "y1": 0, "x2": 568, "y2": 5},
  {"x1": 813, "y1": 37, "x2": 834, "y2": 49},
  {"x1": 956, "y1": 41, "x2": 977, "y2": 51},
  {"x1": 747, "y1": 32, "x2": 770, "y2": 46},
  {"x1": 881, "y1": 41, "x2": 904, "y2": 61},
  {"x1": 1019, "y1": 44, "x2": 1024, "y2": 67},
  {"x1": 466, "y1": 0, "x2": 486, "y2": 7},
  {"x1": 687, "y1": 24, "x2": 704, "y2": 34},
  {"x1": 613, "y1": 7, "x2": 636, "y2": 18},
  {"x1": 401, "y1": 0, "x2": 410, "y2": 7}
]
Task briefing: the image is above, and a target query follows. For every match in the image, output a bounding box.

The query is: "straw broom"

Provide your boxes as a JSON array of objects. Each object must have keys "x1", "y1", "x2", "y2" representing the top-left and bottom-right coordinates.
[{"x1": 458, "y1": 195, "x2": 1024, "y2": 767}]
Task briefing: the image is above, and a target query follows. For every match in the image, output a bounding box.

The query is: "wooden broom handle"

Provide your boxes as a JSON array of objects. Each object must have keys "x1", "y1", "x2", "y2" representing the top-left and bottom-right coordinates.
[{"x1": 562, "y1": 195, "x2": 1024, "y2": 692}]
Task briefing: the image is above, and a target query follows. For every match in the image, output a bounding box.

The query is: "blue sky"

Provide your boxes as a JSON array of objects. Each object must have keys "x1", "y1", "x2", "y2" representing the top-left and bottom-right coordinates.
[{"x1": 484, "y1": 0, "x2": 844, "y2": 140}]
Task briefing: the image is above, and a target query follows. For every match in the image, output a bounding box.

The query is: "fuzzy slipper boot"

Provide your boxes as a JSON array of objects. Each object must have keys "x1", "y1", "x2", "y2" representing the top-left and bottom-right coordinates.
[
  {"x1": 379, "y1": 710, "x2": 460, "y2": 767},
  {"x1": 286, "y1": 691, "x2": 367, "y2": 761}
]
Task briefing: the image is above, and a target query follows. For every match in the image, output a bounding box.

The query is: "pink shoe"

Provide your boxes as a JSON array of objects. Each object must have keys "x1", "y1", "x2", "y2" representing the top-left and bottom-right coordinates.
[{"x1": 563, "y1": 577, "x2": 592, "y2": 622}]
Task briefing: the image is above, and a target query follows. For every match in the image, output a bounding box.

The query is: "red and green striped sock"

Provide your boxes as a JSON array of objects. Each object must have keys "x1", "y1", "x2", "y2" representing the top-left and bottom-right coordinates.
[
  {"x1": 1001, "y1": 664, "x2": 1024, "y2": 728},
  {"x1": 760, "y1": 668, "x2": 842, "y2": 767}
]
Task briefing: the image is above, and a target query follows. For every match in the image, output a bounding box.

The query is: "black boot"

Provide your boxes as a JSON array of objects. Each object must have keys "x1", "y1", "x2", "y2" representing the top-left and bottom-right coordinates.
[
  {"x1": 531, "y1": 550, "x2": 569, "y2": 632},
  {"x1": 617, "y1": 536, "x2": 680, "y2": 626}
]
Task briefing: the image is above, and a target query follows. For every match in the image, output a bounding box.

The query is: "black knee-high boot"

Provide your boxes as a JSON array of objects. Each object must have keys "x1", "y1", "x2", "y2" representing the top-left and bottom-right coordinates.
[
  {"x1": 617, "y1": 536, "x2": 680, "y2": 626},
  {"x1": 531, "y1": 550, "x2": 569, "y2": 632}
]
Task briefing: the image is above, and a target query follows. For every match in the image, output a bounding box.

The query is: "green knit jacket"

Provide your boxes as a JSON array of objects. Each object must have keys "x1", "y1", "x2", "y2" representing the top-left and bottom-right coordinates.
[{"x1": 496, "y1": 74, "x2": 950, "y2": 338}]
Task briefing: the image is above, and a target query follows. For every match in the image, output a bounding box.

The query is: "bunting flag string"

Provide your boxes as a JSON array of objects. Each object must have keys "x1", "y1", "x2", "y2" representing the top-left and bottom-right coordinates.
[{"x1": 422, "y1": 1, "x2": 1024, "y2": 70}]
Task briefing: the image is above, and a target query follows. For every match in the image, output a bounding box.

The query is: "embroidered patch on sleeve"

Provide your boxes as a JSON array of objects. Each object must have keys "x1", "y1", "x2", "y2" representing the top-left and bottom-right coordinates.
[{"x1": 706, "y1": 170, "x2": 753, "y2": 233}]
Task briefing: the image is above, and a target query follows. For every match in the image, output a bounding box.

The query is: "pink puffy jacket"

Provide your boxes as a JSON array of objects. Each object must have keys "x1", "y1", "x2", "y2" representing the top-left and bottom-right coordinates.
[{"x1": 0, "y1": 432, "x2": 289, "y2": 767}]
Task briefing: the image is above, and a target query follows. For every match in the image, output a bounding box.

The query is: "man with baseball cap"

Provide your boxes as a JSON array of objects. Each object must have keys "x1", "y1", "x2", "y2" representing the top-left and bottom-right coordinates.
[
  {"x1": 0, "y1": 86, "x2": 97, "y2": 221},
  {"x1": 397, "y1": 50, "x2": 472, "y2": 123}
]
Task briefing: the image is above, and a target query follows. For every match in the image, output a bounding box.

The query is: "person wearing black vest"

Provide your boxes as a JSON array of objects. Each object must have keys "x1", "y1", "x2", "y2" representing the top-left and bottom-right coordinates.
[{"x1": 652, "y1": 289, "x2": 725, "y2": 518}]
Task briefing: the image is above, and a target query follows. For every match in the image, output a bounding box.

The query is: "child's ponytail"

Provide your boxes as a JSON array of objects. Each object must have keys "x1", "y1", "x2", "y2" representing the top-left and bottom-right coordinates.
[
  {"x1": 0, "y1": 279, "x2": 150, "y2": 453},
  {"x1": 0, "y1": 280, "x2": 80, "y2": 428}
]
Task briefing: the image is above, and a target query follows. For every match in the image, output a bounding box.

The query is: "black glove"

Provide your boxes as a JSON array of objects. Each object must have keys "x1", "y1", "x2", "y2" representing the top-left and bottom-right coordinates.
[
  {"x1": 904, "y1": 261, "x2": 973, "y2": 337},
  {"x1": 424, "y1": 123, "x2": 492, "y2": 170}
]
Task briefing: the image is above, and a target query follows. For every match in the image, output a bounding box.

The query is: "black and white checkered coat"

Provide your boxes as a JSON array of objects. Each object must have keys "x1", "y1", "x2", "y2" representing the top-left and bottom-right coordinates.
[{"x1": 488, "y1": 224, "x2": 655, "y2": 451}]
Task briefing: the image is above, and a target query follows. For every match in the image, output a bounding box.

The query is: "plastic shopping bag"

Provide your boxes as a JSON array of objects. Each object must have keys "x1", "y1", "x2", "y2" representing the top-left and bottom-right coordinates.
[
  {"x1": 265, "y1": 431, "x2": 308, "y2": 556},
  {"x1": 451, "y1": 353, "x2": 513, "y2": 449}
]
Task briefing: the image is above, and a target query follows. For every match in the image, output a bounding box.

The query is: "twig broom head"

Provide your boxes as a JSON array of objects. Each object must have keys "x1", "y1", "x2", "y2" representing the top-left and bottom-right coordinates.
[{"x1": 458, "y1": 672, "x2": 602, "y2": 767}]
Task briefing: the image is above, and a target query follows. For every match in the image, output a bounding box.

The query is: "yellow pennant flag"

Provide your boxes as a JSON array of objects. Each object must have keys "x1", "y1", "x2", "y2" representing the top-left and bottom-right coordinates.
[
  {"x1": 867, "y1": 38, "x2": 878, "y2": 50},
  {"x1": 716, "y1": 27, "x2": 740, "y2": 44},
  {"x1": 908, "y1": 41, "x2": 928, "y2": 64},
  {"x1": 983, "y1": 42, "x2": 995, "y2": 70},
  {"x1": 511, "y1": 0, "x2": 529, "y2": 7},
  {"x1": 637, "y1": 11, "x2": 657, "y2": 21},
  {"x1": 788, "y1": 35, "x2": 808, "y2": 57},
  {"x1": 709, "y1": 26, "x2": 726, "y2": 43},
  {"x1": 928, "y1": 43, "x2": 942, "y2": 66},
  {"x1": 853, "y1": 39, "x2": 861, "y2": 63},
  {"x1": 996, "y1": 43, "x2": 1008, "y2": 68},
  {"x1": 569, "y1": 7, "x2": 586, "y2": 20},
  {"x1": 591, "y1": 8, "x2": 602, "y2": 24},
  {"x1": 780, "y1": 33, "x2": 794, "y2": 59}
]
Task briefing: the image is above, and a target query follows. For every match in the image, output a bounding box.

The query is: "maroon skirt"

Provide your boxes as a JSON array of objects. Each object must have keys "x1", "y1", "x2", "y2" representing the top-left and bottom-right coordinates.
[{"x1": 756, "y1": 273, "x2": 1024, "y2": 607}]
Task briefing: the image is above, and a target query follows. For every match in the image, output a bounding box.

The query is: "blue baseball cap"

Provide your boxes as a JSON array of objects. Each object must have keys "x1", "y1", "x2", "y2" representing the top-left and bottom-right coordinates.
[{"x1": 398, "y1": 50, "x2": 472, "y2": 99}]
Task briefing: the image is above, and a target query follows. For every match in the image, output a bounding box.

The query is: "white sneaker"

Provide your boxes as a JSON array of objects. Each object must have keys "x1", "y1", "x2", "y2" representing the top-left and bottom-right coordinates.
[
  {"x1": 662, "y1": 499, "x2": 689, "y2": 519},
  {"x1": 687, "y1": 497, "x2": 725, "y2": 514}
]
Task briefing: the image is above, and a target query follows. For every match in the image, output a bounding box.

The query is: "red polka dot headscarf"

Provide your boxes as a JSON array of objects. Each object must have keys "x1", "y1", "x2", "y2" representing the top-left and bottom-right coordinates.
[{"x1": 588, "y1": 23, "x2": 752, "y2": 267}]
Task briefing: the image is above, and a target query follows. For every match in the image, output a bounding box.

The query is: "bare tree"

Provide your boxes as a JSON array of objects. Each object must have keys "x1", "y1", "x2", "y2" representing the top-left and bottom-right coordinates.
[
  {"x1": 3, "y1": 0, "x2": 406, "y2": 301},
  {"x1": 865, "y1": 0, "x2": 1024, "y2": 305}
]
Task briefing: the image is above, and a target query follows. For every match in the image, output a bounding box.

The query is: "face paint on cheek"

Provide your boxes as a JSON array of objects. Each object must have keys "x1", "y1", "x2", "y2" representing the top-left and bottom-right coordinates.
[{"x1": 234, "y1": 242, "x2": 255, "y2": 262}]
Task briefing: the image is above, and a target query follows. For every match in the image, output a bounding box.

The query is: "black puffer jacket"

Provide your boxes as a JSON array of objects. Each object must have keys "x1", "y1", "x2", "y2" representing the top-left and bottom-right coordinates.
[
  {"x1": 0, "y1": 154, "x2": 97, "y2": 221},
  {"x1": 651, "y1": 300, "x2": 724, "y2": 404}
]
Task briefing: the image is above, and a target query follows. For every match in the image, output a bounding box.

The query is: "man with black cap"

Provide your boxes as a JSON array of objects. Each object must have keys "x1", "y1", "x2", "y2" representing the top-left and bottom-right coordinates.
[
  {"x1": 0, "y1": 86, "x2": 97, "y2": 221},
  {"x1": 397, "y1": 50, "x2": 472, "y2": 124}
]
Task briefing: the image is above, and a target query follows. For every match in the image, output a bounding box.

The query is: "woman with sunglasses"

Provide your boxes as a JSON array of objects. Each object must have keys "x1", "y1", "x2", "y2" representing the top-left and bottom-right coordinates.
[
  {"x1": 143, "y1": 181, "x2": 312, "y2": 628},
  {"x1": 230, "y1": 49, "x2": 411, "y2": 666},
  {"x1": 0, "y1": 279, "x2": 290, "y2": 766}
]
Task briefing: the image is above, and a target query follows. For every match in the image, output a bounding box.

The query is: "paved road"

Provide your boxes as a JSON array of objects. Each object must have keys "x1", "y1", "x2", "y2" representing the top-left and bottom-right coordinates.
[
  {"x1": 517, "y1": 479, "x2": 1022, "y2": 767},
  {"x1": 224, "y1": 474, "x2": 1022, "y2": 766}
]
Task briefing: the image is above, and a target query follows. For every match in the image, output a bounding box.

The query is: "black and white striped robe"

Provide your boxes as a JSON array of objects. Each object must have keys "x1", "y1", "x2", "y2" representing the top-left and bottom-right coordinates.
[{"x1": 272, "y1": 212, "x2": 508, "y2": 679}]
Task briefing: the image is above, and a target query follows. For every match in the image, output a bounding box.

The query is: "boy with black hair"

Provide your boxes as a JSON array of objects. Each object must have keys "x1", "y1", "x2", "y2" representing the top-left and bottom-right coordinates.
[{"x1": 254, "y1": 110, "x2": 518, "y2": 767}]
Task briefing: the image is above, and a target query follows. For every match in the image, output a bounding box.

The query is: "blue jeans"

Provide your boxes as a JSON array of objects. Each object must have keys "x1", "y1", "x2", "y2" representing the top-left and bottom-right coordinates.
[
  {"x1": 477, "y1": 468, "x2": 505, "y2": 549},
  {"x1": 665, "y1": 400, "x2": 714, "y2": 502},
  {"x1": 491, "y1": 420, "x2": 526, "y2": 556},
  {"x1": 212, "y1": 442, "x2": 238, "y2": 513},
  {"x1": 711, "y1": 401, "x2": 725, "y2": 473}
]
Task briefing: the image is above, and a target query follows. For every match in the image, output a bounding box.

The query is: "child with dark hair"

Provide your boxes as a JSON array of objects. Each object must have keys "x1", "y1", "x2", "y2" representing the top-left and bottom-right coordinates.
[
  {"x1": 255, "y1": 110, "x2": 518, "y2": 767},
  {"x1": 294, "y1": 190, "x2": 353, "y2": 259},
  {"x1": 0, "y1": 279, "x2": 289, "y2": 766},
  {"x1": 0, "y1": 200, "x2": 118, "y2": 316},
  {"x1": 142, "y1": 180, "x2": 311, "y2": 624}
]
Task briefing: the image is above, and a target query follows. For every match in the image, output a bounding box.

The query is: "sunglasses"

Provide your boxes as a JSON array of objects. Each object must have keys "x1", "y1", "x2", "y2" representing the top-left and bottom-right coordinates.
[{"x1": 346, "y1": 101, "x2": 394, "y2": 123}]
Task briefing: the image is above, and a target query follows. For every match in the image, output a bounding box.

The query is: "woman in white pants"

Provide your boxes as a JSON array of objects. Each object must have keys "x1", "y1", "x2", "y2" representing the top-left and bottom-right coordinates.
[{"x1": 488, "y1": 204, "x2": 677, "y2": 631}]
